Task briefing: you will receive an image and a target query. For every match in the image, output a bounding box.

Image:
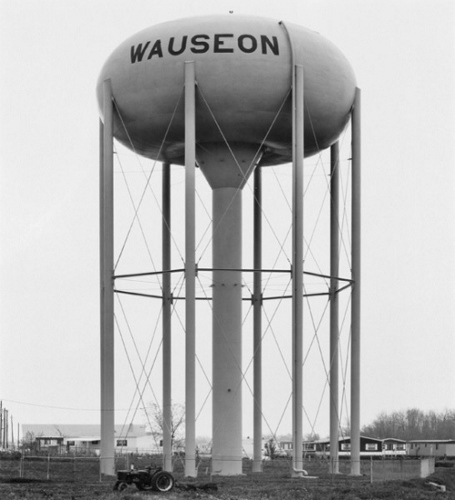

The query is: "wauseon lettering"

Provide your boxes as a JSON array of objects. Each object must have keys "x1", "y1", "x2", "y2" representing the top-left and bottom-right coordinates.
[{"x1": 131, "y1": 34, "x2": 279, "y2": 63}]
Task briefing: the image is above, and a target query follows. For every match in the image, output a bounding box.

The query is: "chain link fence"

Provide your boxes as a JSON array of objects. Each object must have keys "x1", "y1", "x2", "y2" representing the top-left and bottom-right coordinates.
[
  {"x1": 333, "y1": 457, "x2": 424, "y2": 481},
  {"x1": 1, "y1": 453, "x2": 100, "y2": 482},
  {"x1": 0, "y1": 451, "x2": 433, "y2": 483},
  {"x1": 0, "y1": 450, "x2": 199, "y2": 482},
  {"x1": 258, "y1": 455, "x2": 430, "y2": 482}
]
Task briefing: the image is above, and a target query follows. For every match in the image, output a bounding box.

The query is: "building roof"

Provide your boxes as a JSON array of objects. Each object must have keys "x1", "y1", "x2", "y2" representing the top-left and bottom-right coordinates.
[
  {"x1": 22, "y1": 424, "x2": 148, "y2": 439},
  {"x1": 307, "y1": 435, "x2": 383, "y2": 444},
  {"x1": 407, "y1": 439, "x2": 455, "y2": 444},
  {"x1": 34, "y1": 435, "x2": 64, "y2": 440},
  {"x1": 67, "y1": 437, "x2": 101, "y2": 442}
]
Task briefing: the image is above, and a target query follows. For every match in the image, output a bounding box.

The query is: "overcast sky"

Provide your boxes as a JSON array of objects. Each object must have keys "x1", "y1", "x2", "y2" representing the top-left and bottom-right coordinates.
[{"x1": 1, "y1": 0, "x2": 454, "y2": 441}]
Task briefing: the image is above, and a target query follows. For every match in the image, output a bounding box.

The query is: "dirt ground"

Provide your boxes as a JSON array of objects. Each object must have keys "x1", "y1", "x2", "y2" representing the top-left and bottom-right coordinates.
[{"x1": 1, "y1": 466, "x2": 455, "y2": 500}]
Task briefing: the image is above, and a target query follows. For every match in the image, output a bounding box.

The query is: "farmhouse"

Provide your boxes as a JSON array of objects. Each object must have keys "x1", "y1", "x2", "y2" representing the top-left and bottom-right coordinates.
[{"x1": 21, "y1": 424, "x2": 160, "y2": 455}]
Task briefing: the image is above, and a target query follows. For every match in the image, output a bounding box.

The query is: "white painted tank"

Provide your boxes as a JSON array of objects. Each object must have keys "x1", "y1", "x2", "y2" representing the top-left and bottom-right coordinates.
[{"x1": 96, "y1": 14, "x2": 356, "y2": 165}]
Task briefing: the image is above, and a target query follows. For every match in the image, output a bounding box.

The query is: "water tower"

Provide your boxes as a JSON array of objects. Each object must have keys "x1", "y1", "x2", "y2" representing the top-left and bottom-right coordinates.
[{"x1": 97, "y1": 14, "x2": 361, "y2": 477}]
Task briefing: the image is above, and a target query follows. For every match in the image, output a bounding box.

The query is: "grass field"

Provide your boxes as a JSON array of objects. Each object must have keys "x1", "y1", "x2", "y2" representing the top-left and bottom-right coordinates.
[{"x1": 1, "y1": 458, "x2": 454, "y2": 499}]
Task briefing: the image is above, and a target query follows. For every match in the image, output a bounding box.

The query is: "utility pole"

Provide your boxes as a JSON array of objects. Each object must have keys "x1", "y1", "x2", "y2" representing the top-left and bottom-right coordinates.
[
  {"x1": 4, "y1": 409, "x2": 9, "y2": 448},
  {"x1": 0, "y1": 401, "x2": 3, "y2": 448},
  {"x1": 11, "y1": 415, "x2": 14, "y2": 449}
]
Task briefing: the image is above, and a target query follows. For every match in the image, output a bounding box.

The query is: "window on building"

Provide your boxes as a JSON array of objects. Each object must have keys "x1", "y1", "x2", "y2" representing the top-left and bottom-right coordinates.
[
  {"x1": 341, "y1": 443, "x2": 351, "y2": 451},
  {"x1": 117, "y1": 439, "x2": 128, "y2": 447},
  {"x1": 365, "y1": 443, "x2": 378, "y2": 451}
]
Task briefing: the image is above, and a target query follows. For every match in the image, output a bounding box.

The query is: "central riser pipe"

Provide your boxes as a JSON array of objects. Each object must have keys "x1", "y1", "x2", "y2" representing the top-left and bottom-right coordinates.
[{"x1": 212, "y1": 187, "x2": 243, "y2": 475}]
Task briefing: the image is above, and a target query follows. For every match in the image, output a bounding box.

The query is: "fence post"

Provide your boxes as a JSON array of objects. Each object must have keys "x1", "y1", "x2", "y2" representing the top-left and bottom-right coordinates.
[
  {"x1": 47, "y1": 454, "x2": 50, "y2": 480},
  {"x1": 370, "y1": 456, "x2": 373, "y2": 483}
]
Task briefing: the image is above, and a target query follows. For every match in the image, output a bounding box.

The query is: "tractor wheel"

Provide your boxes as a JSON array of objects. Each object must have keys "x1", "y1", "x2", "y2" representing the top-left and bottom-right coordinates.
[
  {"x1": 152, "y1": 471, "x2": 175, "y2": 492},
  {"x1": 113, "y1": 481, "x2": 128, "y2": 492},
  {"x1": 136, "y1": 482, "x2": 154, "y2": 491}
]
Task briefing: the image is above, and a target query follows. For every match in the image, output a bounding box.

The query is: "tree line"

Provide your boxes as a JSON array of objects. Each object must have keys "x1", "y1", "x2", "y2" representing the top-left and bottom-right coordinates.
[{"x1": 361, "y1": 408, "x2": 455, "y2": 440}]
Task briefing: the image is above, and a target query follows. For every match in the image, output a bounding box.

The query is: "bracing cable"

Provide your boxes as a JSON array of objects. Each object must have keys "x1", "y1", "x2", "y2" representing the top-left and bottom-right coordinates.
[
  {"x1": 115, "y1": 148, "x2": 158, "y2": 275},
  {"x1": 108, "y1": 74, "x2": 357, "y2": 451},
  {"x1": 195, "y1": 85, "x2": 291, "y2": 265},
  {"x1": 114, "y1": 311, "x2": 158, "y2": 448},
  {"x1": 113, "y1": 93, "x2": 185, "y2": 271}
]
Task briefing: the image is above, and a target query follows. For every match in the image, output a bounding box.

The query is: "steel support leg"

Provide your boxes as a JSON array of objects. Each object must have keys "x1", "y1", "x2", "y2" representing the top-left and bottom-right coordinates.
[
  {"x1": 329, "y1": 142, "x2": 340, "y2": 474},
  {"x1": 184, "y1": 61, "x2": 197, "y2": 478},
  {"x1": 252, "y1": 166, "x2": 263, "y2": 473},
  {"x1": 350, "y1": 88, "x2": 361, "y2": 476},
  {"x1": 292, "y1": 64, "x2": 304, "y2": 477},
  {"x1": 100, "y1": 79, "x2": 115, "y2": 477},
  {"x1": 162, "y1": 162, "x2": 172, "y2": 472}
]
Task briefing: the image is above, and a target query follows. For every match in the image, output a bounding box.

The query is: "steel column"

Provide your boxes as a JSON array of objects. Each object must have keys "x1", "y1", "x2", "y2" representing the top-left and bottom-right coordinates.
[
  {"x1": 252, "y1": 166, "x2": 263, "y2": 473},
  {"x1": 184, "y1": 61, "x2": 197, "y2": 478},
  {"x1": 162, "y1": 162, "x2": 172, "y2": 472},
  {"x1": 100, "y1": 79, "x2": 115, "y2": 477},
  {"x1": 292, "y1": 64, "x2": 304, "y2": 476},
  {"x1": 350, "y1": 88, "x2": 361, "y2": 476},
  {"x1": 329, "y1": 142, "x2": 340, "y2": 474}
]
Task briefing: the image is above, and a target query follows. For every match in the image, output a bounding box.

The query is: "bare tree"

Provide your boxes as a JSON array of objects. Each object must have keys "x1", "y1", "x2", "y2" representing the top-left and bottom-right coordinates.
[
  {"x1": 264, "y1": 438, "x2": 277, "y2": 459},
  {"x1": 143, "y1": 402, "x2": 185, "y2": 446},
  {"x1": 304, "y1": 431, "x2": 320, "y2": 442},
  {"x1": 21, "y1": 431, "x2": 39, "y2": 452},
  {"x1": 362, "y1": 408, "x2": 455, "y2": 440}
]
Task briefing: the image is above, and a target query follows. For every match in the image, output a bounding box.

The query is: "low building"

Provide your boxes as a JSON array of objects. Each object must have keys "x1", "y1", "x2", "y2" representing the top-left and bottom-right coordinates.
[
  {"x1": 382, "y1": 438, "x2": 407, "y2": 457},
  {"x1": 304, "y1": 436, "x2": 383, "y2": 457},
  {"x1": 407, "y1": 439, "x2": 455, "y2": 458},
  {"x1": 22, "y1": 424, "x2": 160, "y2": 455},
  {"x1": 32, "y1": 435, "x2": 64, "y2": 453}
]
